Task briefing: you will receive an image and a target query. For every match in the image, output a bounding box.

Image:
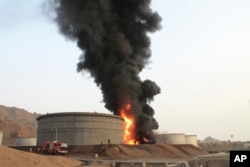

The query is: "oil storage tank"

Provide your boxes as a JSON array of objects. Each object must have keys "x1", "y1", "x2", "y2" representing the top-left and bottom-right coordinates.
[
  {"x1": 154, "y1": 134, "x2": 168, "y2": 144},
  {"x1": 185, "y1": 135, "x2": 198, "y2": 146},
  {"x1": 36, "y1": 112, "x2": 123, "y2": 145},
  {"x1": 166, "y1": 133, "x2": 185, "y2": 144},
  {"x1": 15, "y1": 137, "x2": 37, "y2": 146}
]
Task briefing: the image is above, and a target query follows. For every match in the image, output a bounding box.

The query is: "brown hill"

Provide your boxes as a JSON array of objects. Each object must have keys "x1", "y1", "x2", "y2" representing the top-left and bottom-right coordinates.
[{"x1": 0, "y1": 105, "x2": 40, "y2": 145}]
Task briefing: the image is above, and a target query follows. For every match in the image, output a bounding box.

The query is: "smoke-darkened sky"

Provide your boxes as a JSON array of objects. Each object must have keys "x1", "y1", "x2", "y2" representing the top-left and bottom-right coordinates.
[{"x1": 0, "y1": 0, "x2": 250, "y2": 141}]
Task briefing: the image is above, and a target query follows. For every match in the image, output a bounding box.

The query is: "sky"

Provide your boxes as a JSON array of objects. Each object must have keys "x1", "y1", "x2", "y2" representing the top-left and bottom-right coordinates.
[{"x1": 0, "y1": 0, "x2": 250, "y2": 141}]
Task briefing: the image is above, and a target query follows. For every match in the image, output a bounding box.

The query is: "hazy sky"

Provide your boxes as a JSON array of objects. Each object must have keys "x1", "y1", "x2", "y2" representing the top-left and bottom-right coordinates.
[{"x1": 1, "y1": 0, "x2": 250, "y2": 141}]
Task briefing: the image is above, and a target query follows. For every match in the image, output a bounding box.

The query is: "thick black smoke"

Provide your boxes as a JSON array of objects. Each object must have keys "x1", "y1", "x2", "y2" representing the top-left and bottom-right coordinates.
[{"x1": 53, "y1": 0, "x2": 161, "y2": 143}]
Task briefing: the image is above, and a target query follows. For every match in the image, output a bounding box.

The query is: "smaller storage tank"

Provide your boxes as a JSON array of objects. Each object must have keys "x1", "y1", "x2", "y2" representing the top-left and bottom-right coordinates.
[
  {"x1": 15, "y1": 137, "x2": 37, "y2": 146},
  {"x1": 166, "y1": 133, "x2": 185, "y2": 144},
  {"x1": 185, "y1": 135, "x2": 197, "y2": 146},
  {"x1": 154, "y1": 134, "x2": 168, "y2": 144},
  {"x1": 0, "y1": 131, "x2": 3, "y2": 145}
]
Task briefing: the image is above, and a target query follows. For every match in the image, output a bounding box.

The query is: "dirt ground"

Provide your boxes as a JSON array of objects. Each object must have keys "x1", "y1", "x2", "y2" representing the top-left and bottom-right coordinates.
[
  {"x1": 0, "y1": 146, "x2": 83, "y2": 167},
  {"x1": 1, "y1": 144, "x2": 229, "y2": 167},
  {"x1": 68, "y1": 144, "x2": 205, "y2": 159}
]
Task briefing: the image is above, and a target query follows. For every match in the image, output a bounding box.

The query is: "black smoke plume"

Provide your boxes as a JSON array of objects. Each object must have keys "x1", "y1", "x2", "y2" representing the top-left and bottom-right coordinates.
[{"x1": 53, "y1": 0, "x2": 161, "y2": 143}]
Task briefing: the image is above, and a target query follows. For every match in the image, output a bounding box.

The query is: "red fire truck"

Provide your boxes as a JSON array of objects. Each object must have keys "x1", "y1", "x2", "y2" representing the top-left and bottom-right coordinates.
[{"x1": 41, "y1": 141, "x2": 68, "y2": 155}]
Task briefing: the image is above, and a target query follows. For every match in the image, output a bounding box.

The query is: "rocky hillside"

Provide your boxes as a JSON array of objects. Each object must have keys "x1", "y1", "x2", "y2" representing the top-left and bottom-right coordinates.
[
  {"x1": 0, "y1": 105, "x2": 40, "y2": 145},
  {"x1": 202, "y1": 136, "x2": 221, "y2": 143}
]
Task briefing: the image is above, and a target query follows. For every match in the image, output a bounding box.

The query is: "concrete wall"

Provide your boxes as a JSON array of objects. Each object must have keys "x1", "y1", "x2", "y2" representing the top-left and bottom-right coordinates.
[
  {"x1": 15, "y1": 137, "x2": 37, "y2": 146},
  {"x1": 0, "y1": 131, "x2": 3, "y2": 145},
  {"x1": 185, "y1": 135, "x2": 197, "y2": 146},
  {"x1": 36, "y1": 112, "x2": 123, "y2": 145}
]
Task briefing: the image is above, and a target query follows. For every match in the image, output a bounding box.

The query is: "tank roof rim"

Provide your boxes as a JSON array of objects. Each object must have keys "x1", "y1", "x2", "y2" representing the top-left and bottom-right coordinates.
[
  {"x1": 36, "y1": 112, "x2": 123, "y2": 121},
  {"x1": 166, "y1": 133, "x2": 186, "y2": 135},
  {"x1": 185, "y1": 135, "x2": 197, "y2": 136}
]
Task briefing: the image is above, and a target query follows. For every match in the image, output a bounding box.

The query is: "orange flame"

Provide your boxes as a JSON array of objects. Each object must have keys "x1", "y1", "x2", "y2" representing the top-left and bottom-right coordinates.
[{"x1": 120, "y1": 103, "x2": 137, "y2": 145}]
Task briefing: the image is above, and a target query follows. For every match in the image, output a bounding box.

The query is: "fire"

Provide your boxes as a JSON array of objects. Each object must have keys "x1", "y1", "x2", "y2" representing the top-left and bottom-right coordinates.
[{"x1": 120, "y1": 103, "x2": 137, "y2": 145}]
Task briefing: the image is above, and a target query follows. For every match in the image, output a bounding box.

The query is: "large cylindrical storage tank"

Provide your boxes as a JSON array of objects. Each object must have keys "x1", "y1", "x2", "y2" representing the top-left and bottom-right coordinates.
[
  {"x1": 185, "y1": 135, "x2": 197, "y2": 146},
  {"x1": 36, "y1": 112, "x2": 123, "y2": 145},
  {"x1": 0, "y1": 131, "x2": 3, "y2": 145},
  {"x1": 154, "y1": 134, "x2": 168, "y2": 144},
  {"x1": 166, "y1": 133, "x2": 185, "y2": 144},
  {"x1": 15, "y1": 137, "x2": 37, "y2": 146}
]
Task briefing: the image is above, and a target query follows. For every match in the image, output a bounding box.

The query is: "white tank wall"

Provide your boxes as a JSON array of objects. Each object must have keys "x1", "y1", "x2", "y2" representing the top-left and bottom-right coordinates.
[
  {"x1": 185, "y1": 135, "x2": 197, "y2": 146},
  {"x1": 15, "y1": 138, "x2": 37, "y2": 146},
  {"x1": 166, "y1": 133, "x2": 185, "y2": 144},
  {"x1": 0, "y1": 131, "x2": 3, "y2": 145}
]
